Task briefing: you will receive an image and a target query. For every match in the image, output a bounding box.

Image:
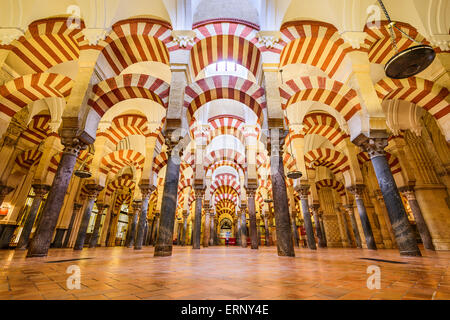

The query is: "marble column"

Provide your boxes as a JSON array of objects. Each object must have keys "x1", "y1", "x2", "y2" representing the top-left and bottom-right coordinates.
[
  {"x1": 269, "y1": 129, "x2": 295, "y2": 256},
  {"x1": 348, "y1": 185, "x2": 377, "y2": 250},
  {"x1": 357, "y1": 136, "x2": 421, "y2": 256},
  {"x1": 290, "y1": 209, "x2": 299, "y2": 247},
  {"x1": 236, "y1": 215, "x2": 241, "y2": 245},
  {"x1": 344, "y1": 205, "x2": 362, "y2": 248},
  {"x1": 52, "y1": 229, "x2": 66, "y2": 248},
  {"x1": 209, "y1": 212, "x2": 215, "y2": 246},
  {"x1": 127, "y1": 201, "x2": 141, "y2": 248},
  {"x1": 63, "y1": 202, "x2": 83, "y2": 248},
  {"x1": 240, "y1": 204, "x2": 248, "y2": 248},
  {"x1": 0, "y1": 185, "x2": 14, "y2": 208},
  {"x1": 262, "y1": 212, "x2": 270, "y2": 246},
  {"x1": 203, "y1": 203, "x2": 210, "y2": 247},
  {"x1": 247, "y1": 188, "x2": 258, "y2": 249},
  {"x1": 375, "y1": 190, "x2": 397, "y2": 248},
  {"x1": 192, "y1": 187, "x2": 205, "y2": 250},
  {"x1": 154, "y1": 135, "x2": 182, "y2": 257},
  {"x1": 399, "y1": 186, "x2": 435, "y2": 251},
  {"x1": 135, "y1": 184, "x2": 154, "y2": 250},
  {"x1": 318, "y1": 212, "x2": 327, "y2": 247},
  {"x1": 256, "y1": 217, "x2": 261, "y2": 246},
  {"x1": 73, "y1": 185, "x2": 103, "y2": 251},
  {"x1": 89, "y1": 203, "x2": 108, "y2": 248},
  {"x1": 296, "y1": 185, "x2": 316, "y2": 250},
  {"x1": 146, "y1": 217, "x2": 154, "y2": 246},
  {"x1": 341, "y1": 208, "x2": 355, "y2": 247},
  {"x1": 27, "y1": 138, "x2": 88, "y2": 258},
  {"x1": 182, "y1": 211, "x2": 189, "y2": 246},
  {"x1": 310, "y1": 204, "x2": 326, "y2": 248},
  {"x1": 151, "y1": 212, "x2": 160, "y2": 246},
  {"x1": 16, "y1": 184, "x2": 50, "y2": 250}
]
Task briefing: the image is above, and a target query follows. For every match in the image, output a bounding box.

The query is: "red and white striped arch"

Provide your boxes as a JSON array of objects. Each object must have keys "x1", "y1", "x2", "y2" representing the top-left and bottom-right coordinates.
[
  {"x1": 215, "y1": 198, "x2": 236, "y2": 214},
  {"x1": 357, "y1": 151, "x2": 402, "y2": 175},
  {"x1": 99, "y1": 150, "x2": 145, "y2": 175},
  {"x1": 363, "y1": 21, "x2": 438, "y2": 65},
  {"x1": 89, "y1": 18, "x2": 172, "y2": 78},
  {"x1": 279, "y1": 21, "x2": 354, "y2": 78},
  {"x1": 3, "y1": 17, "x2": 84, "y2": 74},
  {"x1": 0, "y1": 73, "x2": 73, "y2": 122},
  {"x1": 375, "y1": 77, "x2": 450, "y2": 130},
  {"x1": 15, "y1": 149, "x2": 42, "y2": 170},
  {"x1": 214, "y1": 192, "x2": 238, "y2": 204},
  {"x1": 114, "y1": 193, "x2": 132, "y2": 211},
  {"x1": 184, "y1": 76, "x2": 266, "y2": 125},
  {"x1": 88, "y1": 74, "x2": 169, "y2": 117},
  {"x1": 189, "y1": 26, "x2": 262, "y2": 78},
  {"x1": 304, "y1": 148, "x2": 350, "y2": 174},
  {"x1": 152, "y1": 151, "x2": 168, "y2": 176},
  {"x1": 283, "y1": 152, "x2": 297, "y2": 172},
  {"x1": 210, "y1": 175, "x2": 241, "y2": 197},
  {"x1": 204, "y1": 149, "x2": 246, "y2": 169},
  {"x1": 19, "y1": 115, "x2": 58, "y2": 146},
  {"x1": 316, "y1": 179, "x2": 346, "y2": 197},
  {"x1": 178, "y1": 178, "x2": 193, "y2": 193},
  {"x1": 206, "y1": 160, "x2": 245, "y2": 178},
  {"x1": 279, "y1": 76, "x2": 361, "y2": 121},
  {"x1": 287, "y1": 112, "x2": 349, "y2": 148},
  {"x1": 106, "y1": 174, "x2": 136, "y2": 196},
  {"x1": 97, "y1": 114, "x2": 153, "y2": 145}
]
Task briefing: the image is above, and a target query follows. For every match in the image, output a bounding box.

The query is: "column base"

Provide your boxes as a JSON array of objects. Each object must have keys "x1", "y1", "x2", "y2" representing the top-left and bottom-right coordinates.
[{"x1": 154, "y1": 245, "x2": 173, "y2": 257}]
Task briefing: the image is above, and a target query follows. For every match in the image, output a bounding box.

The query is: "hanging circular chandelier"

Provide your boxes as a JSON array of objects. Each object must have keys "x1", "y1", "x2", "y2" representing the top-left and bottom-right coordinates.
[
  {"x1": 377, "y1": 0, "x2": 435, "y2": 79},
  {"x1": 74, "y1": 145, "x2": 94, "y2": 179}
]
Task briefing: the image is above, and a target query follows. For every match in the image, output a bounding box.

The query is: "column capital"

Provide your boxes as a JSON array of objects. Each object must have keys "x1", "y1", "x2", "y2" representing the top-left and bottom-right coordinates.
[
  {"x1": 96, "y1": 203, "x2": 109, "y2": 214},
  {"x1": 132, "y1": 200, "x2": 143, "y2": 213},
  {"x1": 182, "y1": 210, "x2": 189, "y2": 218},
  {"x1": 240, "y1": 203, "x2": 248, "y2": 210},
  {"x1": 0, "y1": 185, "x2": 15, "y2": 197},
  {"x1": 139, "y1": 182, "x2": 156, "y2": 199},
  {"x1": 153, "y1": 211, "x2": 160, "y2": 217},
  {"x1": 309, "y1": 203, "x2": 320, "y2": 212},
  {"x1": 73, "y1": 203, "x2": 83, "y2": 211},
  {"x1": 398, "y1": 186, "x2": 416, "y2": 201},
  {"x1": 194, "y1": 185, "x2": 206, "y2": 198},
  {"x1": 295, "y1": 184, "x2": 310, "y2": 199},
  {"x1": 31, "y1": 184, "x2": 51, "y2": 198},
  {"x1": 352, "y1": 134, "x2": 388, "y2": 159},
  {"x1": 347, "y1": 185, "x2": 366, "y2": 200},
  {"x1": 246, "y1": 187, "x2": 257, "y2": 198},
  {"x1": 164, "y1": 129, "x2": 182, "y2": 156},
  {"x1": 172, "y1": 30, "x2": 196, "y2": 48},
  {"x1": 84, "y1": 184, "x2": 103, "y2": 200}
]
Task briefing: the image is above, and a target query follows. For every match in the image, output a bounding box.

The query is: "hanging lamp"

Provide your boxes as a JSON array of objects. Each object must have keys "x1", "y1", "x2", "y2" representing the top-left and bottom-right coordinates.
[
  {"x1": 377, "y1": 0, "x2": 435, "y2": 79},
  {"x1": 74, "y1": 144, "x2": 94, "y2": 179}
]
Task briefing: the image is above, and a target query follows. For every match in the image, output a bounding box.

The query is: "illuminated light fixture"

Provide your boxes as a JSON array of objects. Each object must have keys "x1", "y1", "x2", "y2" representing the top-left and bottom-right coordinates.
[{"x1": 377, "y1": 0, "x2": 435, "y2": 79}]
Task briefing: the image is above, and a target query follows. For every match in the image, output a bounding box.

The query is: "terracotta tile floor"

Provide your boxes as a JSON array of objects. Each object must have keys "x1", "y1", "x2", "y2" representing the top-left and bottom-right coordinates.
[{"x1": 0, "y1": 245, "x2": 448, "y2": 300}]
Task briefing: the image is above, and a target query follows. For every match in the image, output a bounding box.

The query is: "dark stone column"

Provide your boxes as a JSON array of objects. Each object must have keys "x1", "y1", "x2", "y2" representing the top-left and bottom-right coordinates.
[
  {"x1": 318, "y1": 212, "x2": 327, "y2": 247},
  {"x1": 0, "y1": 225, "x2": 17, "y2": 249},
  {"x1": 0, "y1": 185, "x2": 14, "y2": 208},
  {"x1": 310, "y1": 204, "x2": 326, "y2": 248},
  {"x1": 269, "y1": 128, "x2": 295, "y2": 256},
  {"x1": 341, "y1": 208, "x2": 355, "y2": 247},
  {"x1": 146, "y1": 217, "x2": 154, "y2": 246},
  {"x1": 27, "y1": 137, "x2": 89, "y2": 258},
  {"x1": 154, "y1": 134, "x2": 182, "y2": 257},
  {"x1": 182, "y1": 211, "x2": 189, "y2": 246},
  {"x1": 89, "y1": 203, "x2": 108, "y2": 248},
  {"x1": 202, "y1": 202, "x2": 210, "y2": 247},
  {"x1": 192, "y1": 187, "x2": 205, "y2": 250},
  {"x1": 262, "y1": 212, "x2": 270, "y2": 246},
  {"x1": 73, "y1": 185, "x2": 103, "y2": 251},
  {"x1": 63, "y1": 202, "x2": 83, "y2": 248},
  {"x1": 247, "y1": 187, "x2": 258, "y2": 249},
  {"x1": 355, "y1": 136, "x2": 421, "y2": 256},
  {"x1": 344, "y1": 205, "x2": 362, "y2": 248},
  {"x1": 135, "y1": 184, "x2": 154, "y2": 250},
  {"x1": 235, "y1": 216, "x2": 241, "y2": 245},
  {"x1": 16, "y1": 184, "x2": 50, "y2": 250},
  {"x1": 127, "y1": 201, "x2": 141, "y2": 248},
  {"x1": 209, "y1": 212, "x2": 215, "y2": 246},
  {"x1": 296, "y1": 185, "x2": 316, "y2": 250},
  {"x1": 348, "y1": 185, "x2": 377, "y2": 250},
  {"x1": 399, "y1": 186, "x2": 435, "y2": 251},
  {"x1": 106, "y1": 211, "x2": 118, "y2": 247},
  {"x1": 240, "y1": 204, "x2": 248, "y2": 248},
  {"x1": 290, "y1": 210, "x2": 299, "y2": 247},
  {"x1": 52, "y1": 228, "x2": 66, "y2": 248},
  {"x1": 151, "y1": 213, "x2": 160, "y2": 246}
]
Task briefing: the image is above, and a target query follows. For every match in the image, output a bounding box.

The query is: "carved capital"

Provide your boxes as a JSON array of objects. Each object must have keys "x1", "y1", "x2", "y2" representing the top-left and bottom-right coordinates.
[
  {"x1": 353, "y1": 136, "x2": 388, "y2": 158},
  {"x1": 172, "y1": 30, "x2": 196, "y2": 48},
  {"x1": 347, "y1": 185, "x2": 365, "y2": 200},
  {"x1": 295, "y1": 184, "x2": 310, "y2": 199},
  {"x1": 257, "y1": 31, "x2": 282, "y2": 49},
  {"x1": 81, "y1": 28, "x2": 110, "y2": 46},
  {"x1": 246, "y1": 187, "x2": 257, "y2": 198},
  {"x1": 73, "y1": 203, "x2": 83, "y2": 211},
  {"x1": 194, "y1": 184, "x2": 206, "y2": 198},
  {"x1": 139, "y1": 183, "x2": 155, "y2": 199},
  {"x1": 31, "y1": 184, "x2": 51, "y2": 198},
  {"x1": 398, "y1": 186, "x2": 416, "y2": 201},
  {"x1": 96, "y1": 203, "x2": 109, "y2": 214},
  {"x1": 132, "y1": 200, "x2": 143, "y2": 213},
  {"x1": 0, "y1": 185, "x2": 14, "y2": 197},
  {"x1": 309, "y1": 203, "x2": 320, "y2": 213},
  {"x1": 61, "y1": 136, "x2": 88, "y2": 157},
  {"x1": 84, "y1": 184, "x2": 104, "y2": 200},
  {"x1": 340, "y1": 31, "x2": 368, "y2": 49}
]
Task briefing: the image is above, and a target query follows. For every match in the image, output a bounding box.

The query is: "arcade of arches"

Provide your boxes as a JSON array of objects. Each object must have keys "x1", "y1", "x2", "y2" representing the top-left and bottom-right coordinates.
[{"x1": 0, "y1": 0, "x2": 449, "y2": 300}]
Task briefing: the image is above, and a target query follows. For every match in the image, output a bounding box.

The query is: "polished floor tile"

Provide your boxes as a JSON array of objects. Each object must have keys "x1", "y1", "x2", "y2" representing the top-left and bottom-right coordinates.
[{"x1": 0, "y1": 246, "x2": 448, "y2": 300}]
